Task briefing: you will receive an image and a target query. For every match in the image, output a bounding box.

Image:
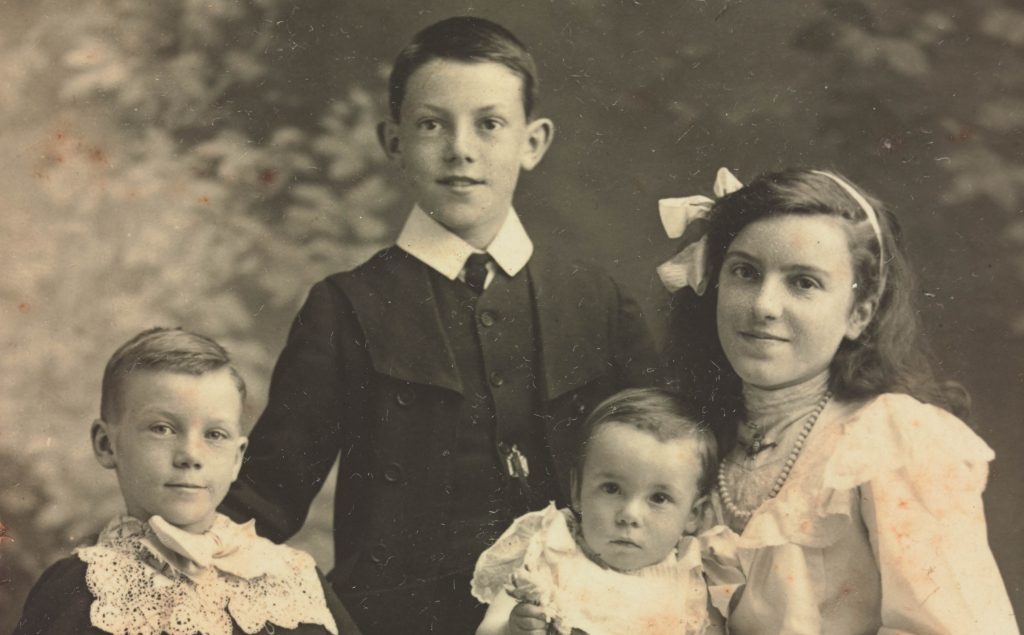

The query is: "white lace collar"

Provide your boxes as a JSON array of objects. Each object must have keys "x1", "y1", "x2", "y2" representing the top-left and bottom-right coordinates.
[{"x1": 77, "y1": 513, "x2": 338, "y2": 635}]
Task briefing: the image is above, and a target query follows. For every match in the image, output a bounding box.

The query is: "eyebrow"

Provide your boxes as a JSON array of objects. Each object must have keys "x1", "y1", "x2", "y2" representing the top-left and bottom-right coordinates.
[
  {"x1": 137, "y1": 407, "x2": 180, "y2": 420},
  {"x1": 725, "y1": 249, "x2": 832, "y2": 277},
  {"x1": 415, "y1": 103, "x2": 508, "y2": 116}
]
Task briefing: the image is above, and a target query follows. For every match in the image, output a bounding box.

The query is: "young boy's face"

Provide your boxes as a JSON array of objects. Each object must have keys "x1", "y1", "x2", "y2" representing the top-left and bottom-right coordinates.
[
  {"x1": 573, "y1": 423, "x2": 704, "y2": 571},
  {"x1": 381, "y1": 59, "x2": 553, "y2": 249},
  {"x1": 92, "y1": 368, "x2": 247, "y2": 534}
]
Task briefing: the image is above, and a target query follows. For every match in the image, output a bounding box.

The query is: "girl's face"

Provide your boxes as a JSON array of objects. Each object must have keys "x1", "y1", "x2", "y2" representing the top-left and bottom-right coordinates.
[
  {"x1": 716, "y1": 214, "x2": 874, "y2": 391},
  {"x1": 573, "y1": 423, "x2": 704, "y2": 571}
]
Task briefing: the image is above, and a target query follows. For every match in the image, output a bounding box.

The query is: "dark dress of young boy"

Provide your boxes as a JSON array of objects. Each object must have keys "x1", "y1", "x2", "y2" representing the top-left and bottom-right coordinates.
[{"x1": 221, "y1": 17, "x2": 659, "y2": 635}]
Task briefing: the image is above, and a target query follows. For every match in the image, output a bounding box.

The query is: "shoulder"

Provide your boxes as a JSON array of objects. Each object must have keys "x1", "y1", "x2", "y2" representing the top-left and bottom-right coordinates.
[
  {"x1": 13, "y1": 556, "x2": 95, "y2": 635},
  {"x1": 826, "y1": 393, "x2": 994, "y2": 492},
  {"x1": 322, "y1": 246, "x2": 414, "y2": 286},
  {"x1": 530, "y1": 244, "x2": 615, "y2": 283},
  {"x1": 528, "y1": 247, "x2": 635, "y2": 317},
  {"x1": 24, "y1": 555, "x2": 91, "y2": 598},
  {"x1": 843, "y1": 393, "x2": 992, "y2": 463},
  {"x1": 289, "y1": 248, "x2": 413, "y2": 329},
  {"x1": 470, "y1": 503, "x2": 576, "y2": 603}
]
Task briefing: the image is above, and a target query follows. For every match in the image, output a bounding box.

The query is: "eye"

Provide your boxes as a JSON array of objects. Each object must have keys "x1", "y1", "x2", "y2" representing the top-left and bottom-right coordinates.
[
  {"x1": 792, "y1": 275, "x2": 821, "y2": 291},
  {"x1": 416, "y1": 118, "x2": 440, "y2": 132},
  {"x1": 649, "y1": 492, "x2": 673, "y2": 505},
  {"x1": 149, "y1": 422, "x2": 174, "y2": 436},
  {"x1": 206, "y1": 429, "x2": 230, "y2": 441},
  {"x1": 599, "y1": 482, "x2": 620, "y2": 495},
  {"x1": 479, "y1": 117, "x2": 504, "y2": 131},
  {"x1": 730, "y1": 262, "x2": 759, "y2": 281}
]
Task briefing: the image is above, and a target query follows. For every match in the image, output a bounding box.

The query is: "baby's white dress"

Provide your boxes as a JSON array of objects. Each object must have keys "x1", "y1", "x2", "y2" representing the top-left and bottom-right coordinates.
[{"x1": 471, "y1": 503, "x2": 736, "y2": 635}]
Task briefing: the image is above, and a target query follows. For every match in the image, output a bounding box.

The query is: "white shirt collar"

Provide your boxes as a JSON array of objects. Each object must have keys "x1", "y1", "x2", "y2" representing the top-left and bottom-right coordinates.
[{"x1": 396, "y1": 205, "x2": 533, "y2": 280}]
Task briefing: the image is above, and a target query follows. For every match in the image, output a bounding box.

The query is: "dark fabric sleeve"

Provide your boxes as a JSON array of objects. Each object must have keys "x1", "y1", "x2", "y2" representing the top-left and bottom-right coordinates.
[
  {"x1": 606, "y1": 273, "x2": 663, "y2": 389},
  {"x1": 221, "y1": 279, "x2": 357, "y2": 543},
  {"x1": 316, "y1": 567, "x2": 363, "y2": 635},
  {"x1": 11, "y1": 557, "x2": 103, "y2": 635}
]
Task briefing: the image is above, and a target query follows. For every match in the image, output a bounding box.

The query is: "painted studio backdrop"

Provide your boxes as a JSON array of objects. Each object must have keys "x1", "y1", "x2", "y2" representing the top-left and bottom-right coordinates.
[{"x1": 1, "y1": 0, "x2": 1022, "y2": 629}]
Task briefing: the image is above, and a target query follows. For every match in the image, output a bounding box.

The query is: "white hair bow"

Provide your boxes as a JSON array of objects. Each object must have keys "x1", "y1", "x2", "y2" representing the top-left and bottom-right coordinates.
[{"x1": 656, "y1": 167, "x2": 743, "y2": 295}]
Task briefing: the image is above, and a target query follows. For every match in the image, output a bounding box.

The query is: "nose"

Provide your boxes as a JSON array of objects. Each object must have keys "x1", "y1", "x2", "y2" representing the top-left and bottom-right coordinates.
[
  {"x1": 173, "y1": 433, "x2": 204, "y2": 469},
  {"x1": 752, "y1": 276, "x2": 783, "y2": 321},
  {"x1": 615, "y1": 498, "x2": 643, "y2": 527},
  {"x1": 443, "y1": 123, "x2": 476, "y2": 164}
]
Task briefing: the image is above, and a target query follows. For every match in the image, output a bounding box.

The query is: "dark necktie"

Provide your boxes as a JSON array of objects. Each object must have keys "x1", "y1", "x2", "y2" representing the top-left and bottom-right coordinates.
[{"x1": 464, "y1": 252, "x2": 492, "y2": 293}]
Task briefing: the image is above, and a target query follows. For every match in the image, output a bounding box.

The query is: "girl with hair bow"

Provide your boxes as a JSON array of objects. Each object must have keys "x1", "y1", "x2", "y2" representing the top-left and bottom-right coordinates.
[{"x1": 657, "y1": 167, "x2": 1018, "y2": 634}]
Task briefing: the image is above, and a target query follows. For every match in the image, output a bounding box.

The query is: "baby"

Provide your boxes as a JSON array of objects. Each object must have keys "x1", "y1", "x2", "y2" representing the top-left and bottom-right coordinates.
[
  {"x1": 13, "y1": 327, "x2": 358, "y2": 635},
  {"x1": 472, "y1": 388, "x2": 737, "y2": 635}
]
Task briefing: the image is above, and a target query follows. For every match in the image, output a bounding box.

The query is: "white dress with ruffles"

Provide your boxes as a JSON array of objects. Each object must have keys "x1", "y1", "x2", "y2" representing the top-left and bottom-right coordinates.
[
  {"x1": 715, "y1": 392, "x2": 1018, "y2": 634},
  {"x1": 471, "y1": 503, "x2": 735, "y2": 635}
]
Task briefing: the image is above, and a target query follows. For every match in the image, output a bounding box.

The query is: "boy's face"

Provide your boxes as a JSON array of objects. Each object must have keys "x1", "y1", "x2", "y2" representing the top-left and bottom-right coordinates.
[
  {"x1": 92, "y1": 368, "x2": 246, "y2": 534},
  {"x1": 381, "y1": 59, "x2": 554, "y2": 249},
  {"x1": 572, "y1": 423, "x2": 704, "y2": 571}
]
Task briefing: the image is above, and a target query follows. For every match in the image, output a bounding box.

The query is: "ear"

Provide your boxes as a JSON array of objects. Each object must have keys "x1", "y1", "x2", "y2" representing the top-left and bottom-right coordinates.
[
  {"x1": 519, "y1": 117, "x2": 554, "y2": 171},
  {"x1": 231, "y1": 436, "x2": 249, "y2": 480},
  {"x1": 377, "y1": 120, "x2": 401, "y2": 161},
  {"x1": 845, "y1": 296, "x2": 876, "y2": 341},
  {"x1": 685, "y1": 494, "x2": 711, "y2": 535},
  {"x1": 91, "y1": 419, "x2": 117, "y2": 470}
]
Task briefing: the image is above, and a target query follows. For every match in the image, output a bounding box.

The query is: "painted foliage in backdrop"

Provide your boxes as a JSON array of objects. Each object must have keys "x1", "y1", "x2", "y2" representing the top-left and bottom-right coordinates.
[{"x1": 1, "y1": 1, "x2": 1021, "y2": 629}]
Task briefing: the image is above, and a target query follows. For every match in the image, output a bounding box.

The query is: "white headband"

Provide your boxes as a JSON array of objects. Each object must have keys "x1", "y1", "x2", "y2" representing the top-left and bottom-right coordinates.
[{"x1": 811, "y1": 170, "x2": 885, "y2": 277}]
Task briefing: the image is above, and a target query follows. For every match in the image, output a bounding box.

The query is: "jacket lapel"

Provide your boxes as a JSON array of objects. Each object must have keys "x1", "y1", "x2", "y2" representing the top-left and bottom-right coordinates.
[
  {"x1": 341, "y1": 248, "x2": 462, "y2": 394},
  {"x1": 530, "y1": 249, "x2": 611, "y2": 402}
]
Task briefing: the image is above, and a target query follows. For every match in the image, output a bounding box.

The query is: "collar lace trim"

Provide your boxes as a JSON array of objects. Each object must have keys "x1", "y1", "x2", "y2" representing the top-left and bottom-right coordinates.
[{"x1": 77, "y1": 514, "x2": 338, "y2": 635}]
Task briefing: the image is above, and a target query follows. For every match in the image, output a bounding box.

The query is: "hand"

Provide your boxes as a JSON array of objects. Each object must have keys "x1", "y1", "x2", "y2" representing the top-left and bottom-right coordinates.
[{"x1": 507, "y1": 601, "x2": 548, "y2": 635}]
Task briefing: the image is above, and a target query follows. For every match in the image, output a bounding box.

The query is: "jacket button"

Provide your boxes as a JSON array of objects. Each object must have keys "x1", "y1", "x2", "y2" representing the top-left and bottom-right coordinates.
[
  {"x1": 383, "y1": 462, "x2": 404, "y2": 483},
  {"x1": 489, "y1": 372, "x2": 504, "y2": 387},
  {"x1": 395, "y1": 387, "x2": 416, "y2": 406},
  {"x1": 572, "y1": 394, "x2": 587, "y2": 415},
  {"x1": 478, "y1": 311, "x2": 497, "y2": 327},
  {"x1": 369, "y1": 543, "x2": 390, "y2": 565}
]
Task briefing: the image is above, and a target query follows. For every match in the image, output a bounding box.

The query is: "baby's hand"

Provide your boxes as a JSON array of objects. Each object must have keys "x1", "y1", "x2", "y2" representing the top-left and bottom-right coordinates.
[{"x1": 508, "y1": 600, "x2": 548, "y2": 635}]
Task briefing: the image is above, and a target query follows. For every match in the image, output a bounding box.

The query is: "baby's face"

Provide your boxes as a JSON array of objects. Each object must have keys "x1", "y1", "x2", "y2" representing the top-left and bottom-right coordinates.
[
  {"x1": 99, "y1": 368, "x2": 246, "y2": 533},
  {"x1": 575, "y1": 423, "x2": 703, "y2": 571}
]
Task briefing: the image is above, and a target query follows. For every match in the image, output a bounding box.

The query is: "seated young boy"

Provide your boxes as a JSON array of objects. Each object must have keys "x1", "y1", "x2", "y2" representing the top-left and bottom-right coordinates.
[
  {"x1": 13, "y1": 327, "x2": 360, "y2": 635},
  {"x1": 222, "y1": 16, "x2": 659, "y2": 635}
]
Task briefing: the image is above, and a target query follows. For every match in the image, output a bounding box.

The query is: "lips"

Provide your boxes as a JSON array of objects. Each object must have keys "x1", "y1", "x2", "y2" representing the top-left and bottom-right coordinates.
[
  {"x1": 609, "y1": 538, "x2": 641, "y2": 549},
  {"x1": 740, "y1": 329, "x2": 788, "y2": 342},
  {"x1": 166, "y1": 483, "x2": 206, "y2": 490},
  {"x1": 436, "y1": 176, "x2": 484, "y2": 187}
]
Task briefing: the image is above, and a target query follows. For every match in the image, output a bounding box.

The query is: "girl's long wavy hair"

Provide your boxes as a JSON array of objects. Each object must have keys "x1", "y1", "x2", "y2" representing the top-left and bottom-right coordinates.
[{"x1": 663, "y1": 168, "x2": 968, "y2": 449}]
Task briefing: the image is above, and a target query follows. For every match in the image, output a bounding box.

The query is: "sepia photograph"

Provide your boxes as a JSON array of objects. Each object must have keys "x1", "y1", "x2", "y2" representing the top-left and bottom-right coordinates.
[{"x1": 1, "y1": 1, "x2": 1021, "y2": 633}]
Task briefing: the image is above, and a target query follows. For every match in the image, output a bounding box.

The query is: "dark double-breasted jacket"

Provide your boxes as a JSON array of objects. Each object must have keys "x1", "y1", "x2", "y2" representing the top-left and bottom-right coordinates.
[{"x1": 223, "y1": 244, "x2": 659, "y2": 611}]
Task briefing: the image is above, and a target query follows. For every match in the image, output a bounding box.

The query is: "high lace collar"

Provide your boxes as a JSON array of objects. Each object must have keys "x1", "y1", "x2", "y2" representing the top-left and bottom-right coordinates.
[
  {"x1": 742, "y1": 371, "x2": 830, "y2": 433},
  {"x1": 77, "y1": 513, "x2": 339, "y2": 635},
  {"x1": 97, "y1": 513, "x2": 288, "y2": 582}
]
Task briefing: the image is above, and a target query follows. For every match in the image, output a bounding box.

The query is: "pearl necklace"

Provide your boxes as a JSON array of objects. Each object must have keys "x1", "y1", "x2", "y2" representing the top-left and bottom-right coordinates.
[{"x1": 717, "y1": 391, "x2": 833, "y2": 526}]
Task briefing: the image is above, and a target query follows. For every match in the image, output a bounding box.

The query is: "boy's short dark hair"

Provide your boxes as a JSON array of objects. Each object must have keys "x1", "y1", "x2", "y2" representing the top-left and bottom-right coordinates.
[
  {"x1": 577, "y1": 388, "x2": 718, "y2": 497},
  {"x1": 100, "y1": 327, "x2": 246, "y2": 422},
  {"x1": 387, "y1": 16, "x2": 540, "y2": 121}
]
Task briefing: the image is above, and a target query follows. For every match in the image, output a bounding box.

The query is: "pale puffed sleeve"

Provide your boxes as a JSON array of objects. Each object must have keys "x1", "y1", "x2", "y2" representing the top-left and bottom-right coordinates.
[
  {"x1": 695, "y1": 524, "x2": 745, "y2": 622},
  {"x1": 845, "y1": 395, "x2": 1018, "y2": 634},
  {"x1": 470, "y1": 503, "x2": 574, "y2": 607}
]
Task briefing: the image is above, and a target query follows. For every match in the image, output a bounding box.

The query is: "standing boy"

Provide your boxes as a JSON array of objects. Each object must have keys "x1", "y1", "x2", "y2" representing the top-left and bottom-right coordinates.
[{"x1": 223, "y1": 17, "x2": 658, "y2": 634}]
